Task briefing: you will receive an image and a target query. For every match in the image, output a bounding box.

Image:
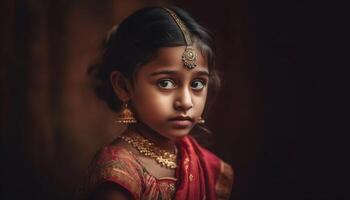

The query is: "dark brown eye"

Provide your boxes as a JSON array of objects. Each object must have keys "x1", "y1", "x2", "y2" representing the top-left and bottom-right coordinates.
[
  {"x1": 158, "y1": 79, "x2": 176, "y2": 89},
  {"x1": 191, "y1": 79, "x2": 206, "y2": 90}
]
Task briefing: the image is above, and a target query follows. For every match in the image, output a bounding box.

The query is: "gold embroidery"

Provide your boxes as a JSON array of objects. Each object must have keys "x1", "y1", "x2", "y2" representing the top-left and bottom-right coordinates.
[
  {"x1": 100, "y1": 167, "x2": 140, "y2": 196},
  {"x1": 184, "y1": 158, "x2": 190, "y2": 164},
  {"x1": 169, "y1": 183, "x2": 176, "y2": 191},
  {"x1": 184, "y1": 158, "x2": 190, "y2": 171},
  {"x1": 189, "y1": 173, "x2": 194, "y2": 182},
  {"x1": 158, "y1": 182, "x2": 176, "y2": 199},
  {"x1": 90, "y1": 151, "x2": 143, "y2": 199}
]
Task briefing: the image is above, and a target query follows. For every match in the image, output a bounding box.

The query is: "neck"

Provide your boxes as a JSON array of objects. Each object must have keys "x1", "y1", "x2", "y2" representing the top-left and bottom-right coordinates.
[{"x1": 127, "y1": 123, "x2": 176, "y2": 153}]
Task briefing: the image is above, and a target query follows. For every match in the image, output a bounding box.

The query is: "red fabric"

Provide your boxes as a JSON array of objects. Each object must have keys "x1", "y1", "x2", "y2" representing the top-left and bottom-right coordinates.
[
  {"x1": 175, "y1": 136, "x2": 221, "y2": 200},
  {"x1": 85, "y1": 135, "x2": 227, "y2": 200},
  {"x1": 86, "y1": 147, "x2": 177, "y2": 200}
]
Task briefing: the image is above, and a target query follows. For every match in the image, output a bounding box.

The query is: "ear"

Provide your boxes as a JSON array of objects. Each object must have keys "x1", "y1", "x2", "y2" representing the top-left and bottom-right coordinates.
[{"x1": 110, "y1": 71, "x2": 132, "y2": 102}]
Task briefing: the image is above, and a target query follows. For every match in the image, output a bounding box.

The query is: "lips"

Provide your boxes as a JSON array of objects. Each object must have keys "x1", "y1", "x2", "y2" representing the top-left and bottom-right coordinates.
[
  {"x1": 169, "y1": 115, "x2": 194, "y2": 121},
  {"x1": 168, "y1": 116, "x2": 194, "y2": 128}
]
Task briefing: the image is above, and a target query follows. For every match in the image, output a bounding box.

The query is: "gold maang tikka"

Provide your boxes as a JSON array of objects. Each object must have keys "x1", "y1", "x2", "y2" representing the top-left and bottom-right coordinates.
[
  {"x1": 163, "y1": 8, "x2": 197, "y2": 69},
  {"x1": 115, "y1": 102, "x2": 137, "y2": 124}
]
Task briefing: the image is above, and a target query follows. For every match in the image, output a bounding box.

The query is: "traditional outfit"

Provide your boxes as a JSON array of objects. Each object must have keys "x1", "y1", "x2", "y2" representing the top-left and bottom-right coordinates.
[{"x1": 85, "y1": 135, "x2": 233, "y2": 200}]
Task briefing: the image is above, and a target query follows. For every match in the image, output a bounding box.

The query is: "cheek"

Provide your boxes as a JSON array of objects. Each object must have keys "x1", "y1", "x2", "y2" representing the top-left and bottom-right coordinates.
[
  {"x1": 131, "y1": 85, "x2": 173, "y2": 121},
  {"x1": 194, "y1": 88, "x2": 208, "y2": 112}
]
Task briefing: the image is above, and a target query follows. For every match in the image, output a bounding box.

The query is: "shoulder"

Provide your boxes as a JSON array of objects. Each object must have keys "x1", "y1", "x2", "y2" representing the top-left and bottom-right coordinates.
[
  {"x1": 185, "y1": 136, "x2": 234, "y2": 199},
  {"x1": 87, "y1": 145, "x2": 143, "y2": 200},
  {"x1": 190, "y1": 136, "x2": 235, "y2": 187},
  {"x1": 215, "y1": 160, "x2": 234, "y2": 200}
]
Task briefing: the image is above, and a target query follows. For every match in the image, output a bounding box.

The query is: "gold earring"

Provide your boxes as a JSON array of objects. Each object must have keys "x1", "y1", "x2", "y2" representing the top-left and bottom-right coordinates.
[
  {"x1": 115, "y1": 102, "x2": 137, "y2": 124},
  {"x1": 198, "y1": 117, "x2": 205, "y2": 124}
]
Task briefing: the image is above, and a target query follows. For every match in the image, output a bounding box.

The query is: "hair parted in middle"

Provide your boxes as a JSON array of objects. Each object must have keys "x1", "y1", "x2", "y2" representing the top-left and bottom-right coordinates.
[{"x1": 88, "y1": 6, "x2": 221, "y2": 114}]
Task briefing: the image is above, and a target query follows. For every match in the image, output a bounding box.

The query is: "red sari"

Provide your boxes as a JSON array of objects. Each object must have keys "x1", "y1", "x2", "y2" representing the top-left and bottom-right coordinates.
[{"x1": 86, "y1": 135, "x2": 233, "y2": 200}]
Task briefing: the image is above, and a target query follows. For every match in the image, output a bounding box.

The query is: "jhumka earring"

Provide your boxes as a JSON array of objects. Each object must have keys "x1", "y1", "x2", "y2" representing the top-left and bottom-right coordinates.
[
  {"x1": 115, "y1": 102, "x2": 137, "y2": 124},
  {"x1": 198, "y1": 117, "x2": 205, "y2": 124}
]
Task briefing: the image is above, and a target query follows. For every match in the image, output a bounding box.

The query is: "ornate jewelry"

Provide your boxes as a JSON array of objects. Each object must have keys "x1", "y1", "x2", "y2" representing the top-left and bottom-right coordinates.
[
  {"x1": 115, "y1": 102, "x2": 137, "y2": 124},
  {"x1": 198, "y1": 117, "x2": 205, "y2": 124},
  {"x1": 120, "y1": 134, "x2": 178, "y2": 169},
  {"x1": 163, "y1": 8, "x2": 197, "y2": 69}
]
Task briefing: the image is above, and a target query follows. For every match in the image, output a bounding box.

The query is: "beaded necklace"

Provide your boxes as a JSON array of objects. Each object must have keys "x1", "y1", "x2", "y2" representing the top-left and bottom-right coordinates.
[{"x1": 120, "y1": 134, "x2": 178, "y2": 169}]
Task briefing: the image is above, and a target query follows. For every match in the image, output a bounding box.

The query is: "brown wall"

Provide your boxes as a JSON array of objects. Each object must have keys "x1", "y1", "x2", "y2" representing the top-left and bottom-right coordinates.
[{"x1": 1, "y1": 0, "x2": 325, "y2": 200}]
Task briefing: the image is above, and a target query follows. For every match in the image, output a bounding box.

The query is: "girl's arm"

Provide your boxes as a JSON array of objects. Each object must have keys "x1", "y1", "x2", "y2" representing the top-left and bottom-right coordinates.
[{"x1": 90, "y1": 182, "x2": 132, "y2": 200}]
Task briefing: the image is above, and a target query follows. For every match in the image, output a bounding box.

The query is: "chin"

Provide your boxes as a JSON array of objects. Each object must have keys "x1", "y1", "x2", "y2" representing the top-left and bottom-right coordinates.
[{"x1": 163, "y1": 128, "x2": 192, "y2": 141}]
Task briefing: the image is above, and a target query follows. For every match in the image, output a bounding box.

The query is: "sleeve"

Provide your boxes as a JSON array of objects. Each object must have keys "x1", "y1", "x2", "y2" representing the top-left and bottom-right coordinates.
[
  {"x1": 87, "y1": 147, "x2": 143, "y2": 200},
  {"x1": 215, "y1": 161, "x2": 234, "y2": 200}
]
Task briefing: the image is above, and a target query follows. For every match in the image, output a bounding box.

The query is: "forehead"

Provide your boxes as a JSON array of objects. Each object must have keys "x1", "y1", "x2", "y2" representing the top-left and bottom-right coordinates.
[{"x1": 139, "y1": 46, "x2": 208, "y2": 74}]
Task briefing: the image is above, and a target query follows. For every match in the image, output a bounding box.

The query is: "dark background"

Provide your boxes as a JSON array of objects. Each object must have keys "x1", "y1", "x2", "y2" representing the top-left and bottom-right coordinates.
[{"x1": 1, "y1": 0, "x2": 332, "y2": 199}]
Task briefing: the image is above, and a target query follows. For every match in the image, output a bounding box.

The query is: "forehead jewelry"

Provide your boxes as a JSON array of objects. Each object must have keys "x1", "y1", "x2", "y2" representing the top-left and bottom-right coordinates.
[{"x1": 163, "y1": 8, "x2": 197, "y2": 69}]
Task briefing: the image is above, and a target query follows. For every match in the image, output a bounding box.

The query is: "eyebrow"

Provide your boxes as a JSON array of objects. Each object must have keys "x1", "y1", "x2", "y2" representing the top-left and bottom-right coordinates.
[{"x1": 150, "y1": 70, "x2": 210, "y2": 77}]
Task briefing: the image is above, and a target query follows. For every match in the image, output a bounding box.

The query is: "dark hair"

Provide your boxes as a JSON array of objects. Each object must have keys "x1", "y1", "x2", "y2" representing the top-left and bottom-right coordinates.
[{"x1": 88, "y1": 6, "x2": 220, "y2": 115}]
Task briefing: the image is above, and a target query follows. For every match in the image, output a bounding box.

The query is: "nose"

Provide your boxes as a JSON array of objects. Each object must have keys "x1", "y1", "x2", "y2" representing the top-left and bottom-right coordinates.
[{"x1": 174, "y1": 87, "x2": 193, "y2": 112}]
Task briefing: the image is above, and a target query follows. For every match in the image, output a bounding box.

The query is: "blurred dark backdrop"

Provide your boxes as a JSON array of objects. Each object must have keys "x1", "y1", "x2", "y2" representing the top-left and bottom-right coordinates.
[{"x1": 1, "y1": 0, "x2": 329, "y2": 199}]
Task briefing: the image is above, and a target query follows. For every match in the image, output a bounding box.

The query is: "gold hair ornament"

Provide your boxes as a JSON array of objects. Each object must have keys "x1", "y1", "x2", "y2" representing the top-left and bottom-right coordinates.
[
  {"x1": 163, "y1": 8, "x2": 197, "y2": 69},
  {"x1": 105, "y1": 25, "x2": 119, "y2": 42}
]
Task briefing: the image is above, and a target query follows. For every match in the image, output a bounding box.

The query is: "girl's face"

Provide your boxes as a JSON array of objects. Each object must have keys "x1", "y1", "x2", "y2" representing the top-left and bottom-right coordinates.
[{"x1": 130, "y1": 46, "x2": 209, "y2": 141}]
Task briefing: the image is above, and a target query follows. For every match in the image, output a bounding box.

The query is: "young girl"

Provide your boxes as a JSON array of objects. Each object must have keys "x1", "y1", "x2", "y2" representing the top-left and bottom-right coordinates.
[{"x1": 85, "y1": 6, "x2": 233, "y2": 200}]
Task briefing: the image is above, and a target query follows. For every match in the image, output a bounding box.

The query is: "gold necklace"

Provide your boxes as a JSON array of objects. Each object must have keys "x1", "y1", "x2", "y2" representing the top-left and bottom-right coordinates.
[{"x1": 120, "y1": 134, "x2": 178, "y2": 169}]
